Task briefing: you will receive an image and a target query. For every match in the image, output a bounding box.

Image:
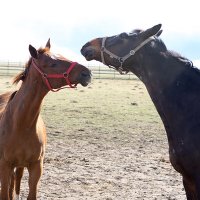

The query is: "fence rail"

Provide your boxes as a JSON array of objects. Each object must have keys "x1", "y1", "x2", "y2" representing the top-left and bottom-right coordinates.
[{"x1": 0, "y1": 61, "x2": 137, "y2": 80}]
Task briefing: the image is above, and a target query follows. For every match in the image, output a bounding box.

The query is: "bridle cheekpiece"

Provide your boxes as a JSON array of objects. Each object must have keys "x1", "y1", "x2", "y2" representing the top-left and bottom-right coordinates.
[
  {"x1": 31, "y1": 58, "x2": 77, "y2": 92},
  {"x1": 100, "y1": 36, "x2": 154, "y2": 74}
]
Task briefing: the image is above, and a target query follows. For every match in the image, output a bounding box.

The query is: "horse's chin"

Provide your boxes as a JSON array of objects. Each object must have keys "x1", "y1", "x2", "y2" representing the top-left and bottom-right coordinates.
[
  {"x1": 79, "y1": 77, "x2": 91, "y2": 87},
  {"x1": 80, "y1": 81, "x2": 91, "y2": 87},
  {"x1": 85, "y1": 56, "x2": 94, "y2": 61}
]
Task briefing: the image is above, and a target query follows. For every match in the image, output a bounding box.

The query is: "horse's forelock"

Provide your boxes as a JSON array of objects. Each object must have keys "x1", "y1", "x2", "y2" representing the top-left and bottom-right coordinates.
[
  {"x1": 38, "y1": 47, "x2": 49, "y2": 54},
  {"x1": 130, "y1": 29, "x2": 143, "y2": 35}
]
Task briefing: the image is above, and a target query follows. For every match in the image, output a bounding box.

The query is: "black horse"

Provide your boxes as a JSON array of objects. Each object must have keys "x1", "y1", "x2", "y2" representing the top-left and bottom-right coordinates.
[{"x1": 81, "y1": 24, "x2": 200, "y2": 199}]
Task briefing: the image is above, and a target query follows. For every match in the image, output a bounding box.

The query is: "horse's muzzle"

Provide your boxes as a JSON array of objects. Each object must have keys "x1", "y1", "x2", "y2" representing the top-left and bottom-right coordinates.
[
  {"x1": 79, "y1": 70, "x2": 92, "y2": 86},
  {"x1": 81, "y1": 47, "x2": 95, "y2": 61}
]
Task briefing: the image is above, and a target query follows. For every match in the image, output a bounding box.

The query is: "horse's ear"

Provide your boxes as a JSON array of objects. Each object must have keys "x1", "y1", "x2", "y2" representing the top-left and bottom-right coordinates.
[
  {"x1": 45, "y1": 38, "x2": 51, "y2": 49},
  {"x1": 29, "y1": 45, "x2": 38, "y2": 59},
  {"x1": 140, "y1": 24, "x2": 162, "y2": 39},
  {"x1": 156, "y1": 30, "x2": 163, "y2": 37}
]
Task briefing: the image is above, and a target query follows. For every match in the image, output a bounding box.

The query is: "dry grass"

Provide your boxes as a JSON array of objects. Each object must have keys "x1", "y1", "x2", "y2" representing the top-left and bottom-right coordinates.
[
  {"x1": 42, "y1": 79, "x2": 162, "y2": 134},
  {"x1": 0, "y1": 77, "x2": 185, "y2": 199}
]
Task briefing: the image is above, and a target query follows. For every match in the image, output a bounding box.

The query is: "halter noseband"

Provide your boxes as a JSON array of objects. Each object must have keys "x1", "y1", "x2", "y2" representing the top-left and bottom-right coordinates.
[
  {"x1": 31, "y1": 59, "x2": 77, "y2": 92},
  {"x1": 100, "y1": 36, "x2": 154, "y2": 74}
]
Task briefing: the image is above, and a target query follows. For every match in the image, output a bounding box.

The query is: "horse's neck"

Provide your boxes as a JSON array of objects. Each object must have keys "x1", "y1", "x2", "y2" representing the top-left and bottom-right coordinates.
[
  {"x1": 141, "y1": 53, "x2": 181, "y2": 93},
  {"x1": 4, "y1": 77, "x2": 48, "y2": 130},
  {"x1": 137, "y1": 55, "x2": 196, "y2": 141}
]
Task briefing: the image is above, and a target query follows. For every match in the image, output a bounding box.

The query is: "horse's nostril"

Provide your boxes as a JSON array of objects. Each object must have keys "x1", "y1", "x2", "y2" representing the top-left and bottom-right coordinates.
[
  {"x1": 81, "y1": 71, "x2": 90, "y2": 78},
  {"x1": 85, "y1": 50, "x2": 92, "y2": 57},
  {"x1": 81, "y1": 48, "x2": 94, "y2": 60},
  {"x1": 80, "y1": 48, "x2": 85, "y2": 55}
]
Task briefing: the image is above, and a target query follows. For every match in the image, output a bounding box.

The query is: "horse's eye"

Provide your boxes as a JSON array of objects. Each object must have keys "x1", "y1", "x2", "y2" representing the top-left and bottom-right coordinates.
[
  {"x1": 119, "y1": 32, "x2": 128, "y2": 39},
  {"x1": 51, "y1": 63, "x2": 57, "y2": 68},
  {"x1": 131, "y1": 33, "x2": 137, "y2": 37}
]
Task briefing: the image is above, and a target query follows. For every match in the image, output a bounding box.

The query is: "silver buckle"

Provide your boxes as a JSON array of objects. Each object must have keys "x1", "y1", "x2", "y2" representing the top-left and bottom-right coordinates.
[{"x1": 130, "y1": 50, "x2": 135, "y2": 55}]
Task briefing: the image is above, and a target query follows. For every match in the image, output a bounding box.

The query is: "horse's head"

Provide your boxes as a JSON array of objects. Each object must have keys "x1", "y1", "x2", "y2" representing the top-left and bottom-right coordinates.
[
  {"x1": 81, "y1": 24, "x2": 163, "y2": 74},
  {"x1": 15, "y1": 39, "x2": 92, "y2": 92}
]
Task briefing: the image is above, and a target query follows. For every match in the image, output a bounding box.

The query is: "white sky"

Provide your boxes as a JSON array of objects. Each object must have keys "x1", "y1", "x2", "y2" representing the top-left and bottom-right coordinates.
[{"x1": 0, "y1": 0, "x2": 199, "y2": 66}]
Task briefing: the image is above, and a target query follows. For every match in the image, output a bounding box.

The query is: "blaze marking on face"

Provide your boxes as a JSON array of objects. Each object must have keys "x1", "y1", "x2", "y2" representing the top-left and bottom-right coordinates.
[
  {"x1": 90, "y1": 39, "x2": 101, "y2": 50},
  {"x1": 49, "y1": 53, "x2": 71, "y2": 62}
]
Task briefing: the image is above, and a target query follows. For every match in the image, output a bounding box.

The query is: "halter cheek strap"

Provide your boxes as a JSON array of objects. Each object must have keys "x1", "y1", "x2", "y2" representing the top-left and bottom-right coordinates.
[
  {"x1": 101, "y1": 36, "x2": 154, "y2": 74},
  {"x1": 31, "y1": 59, "x2": 77, "y2": 92}
]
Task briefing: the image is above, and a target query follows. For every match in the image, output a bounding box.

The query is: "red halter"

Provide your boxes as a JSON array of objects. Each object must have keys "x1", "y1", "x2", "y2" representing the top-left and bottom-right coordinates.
[{"x1": 31, "y1": 59, "x2": 77, "y2": 92}]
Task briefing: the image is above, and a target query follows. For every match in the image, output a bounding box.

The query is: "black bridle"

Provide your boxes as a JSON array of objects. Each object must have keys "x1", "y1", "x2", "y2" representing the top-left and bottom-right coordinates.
[{"x1": 100, "y1": 36, "x2": 155, "y2": 74}]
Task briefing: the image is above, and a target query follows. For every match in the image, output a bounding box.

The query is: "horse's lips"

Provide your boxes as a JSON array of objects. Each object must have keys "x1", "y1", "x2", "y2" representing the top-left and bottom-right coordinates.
[
  {"x1": 81, "y1": 79, "x2": 91, "y2": 87},
  {"x1": 85, "y1": 56, "x2": 93, "y2": 61},
  {"x1": 81, "y1": 48, "x2": 94, "y2": 61}
]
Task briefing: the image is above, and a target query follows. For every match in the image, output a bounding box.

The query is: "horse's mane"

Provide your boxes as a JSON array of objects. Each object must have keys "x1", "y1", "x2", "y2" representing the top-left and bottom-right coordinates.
[
  {"x1": 162, "y1": 49, "x2": 200, "y2": 79},
  {"x1": 0, "y1": 91, "x2": 18, "y2": 114},
  {"x1": 165, "y1": 50, "x2": 194, "y2": 68},
  {"x1": 8, "y1": 91, "x2": 18, "y2": 102},
  {"x1": 13, "y1": 59, "x2": 32, "y2": 85},
  {"x1": 129, "y1": 28, "x2": 200, "y2": 81},
  {"x1": 13, "y1": 47, "x2": 49, "y2": 85},
  {"x1": 0, "y1": 92, "x2": 12, "y2": 105}
]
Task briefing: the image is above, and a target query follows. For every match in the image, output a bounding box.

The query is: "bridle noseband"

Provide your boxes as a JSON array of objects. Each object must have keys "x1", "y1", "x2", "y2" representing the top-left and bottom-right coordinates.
[
  {"x1": 31, "y1": 59, "x2": 77, "y2": 92},
  {"x1": 100, "y1": 36, "x2": 154, "y2": 74}
]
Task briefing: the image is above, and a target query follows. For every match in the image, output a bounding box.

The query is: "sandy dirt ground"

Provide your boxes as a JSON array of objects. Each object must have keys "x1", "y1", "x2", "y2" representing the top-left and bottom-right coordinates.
[{"x1": 0, "y1": 77, "x2": 186, "y2": 200}]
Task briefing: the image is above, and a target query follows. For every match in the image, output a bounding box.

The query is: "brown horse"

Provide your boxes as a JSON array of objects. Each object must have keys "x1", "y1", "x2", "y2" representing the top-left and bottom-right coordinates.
[
  {"x1": 0, "y1": 39, "x2": 91, "y2": 200},
  {"x1": 81, "y1": 24, "x2": 200, "y2": 199}
]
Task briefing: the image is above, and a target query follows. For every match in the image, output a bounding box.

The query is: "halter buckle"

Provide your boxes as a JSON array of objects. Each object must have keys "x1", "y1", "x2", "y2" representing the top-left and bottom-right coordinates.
[
  {"x1": 101, "y1": 47, "x2": 105, "y2": 51},
  {"x1": 63, "y1": 72, "x2": 69, "y2": 78},
  {"x1": 43, "y1": 73, "x2": 47, "y2": 78},
  {"x1": 130, "y1": 50, "x2": 135, "y2": 55},
  {"x1": 119, "y1": 57, "x2": 124, "y2": 63}
]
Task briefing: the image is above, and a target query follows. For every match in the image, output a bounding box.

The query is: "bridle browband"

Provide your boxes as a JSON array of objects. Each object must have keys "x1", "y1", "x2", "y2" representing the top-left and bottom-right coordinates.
[
  {"x1": 100, "y1": 36, "x2": 154, "y2": 74},
  {"x1": 31, "y1": 58, "x2": 77, "y2": 92}
]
